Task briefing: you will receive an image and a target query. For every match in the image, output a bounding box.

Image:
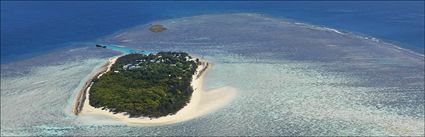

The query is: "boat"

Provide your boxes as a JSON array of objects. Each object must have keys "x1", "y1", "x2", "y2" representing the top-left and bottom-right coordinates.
[{"x1": 95, "y1": 44, "x2": 107, "y2": 48}]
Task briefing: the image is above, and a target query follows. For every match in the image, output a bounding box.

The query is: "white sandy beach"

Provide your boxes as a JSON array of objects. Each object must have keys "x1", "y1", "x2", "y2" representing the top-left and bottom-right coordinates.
[
  {"x1": 72, "y1": 56, "x2": 120, "y2": 115},
  {"x1": 78, "y1": 57, "x2": 236, "y2": 125}
]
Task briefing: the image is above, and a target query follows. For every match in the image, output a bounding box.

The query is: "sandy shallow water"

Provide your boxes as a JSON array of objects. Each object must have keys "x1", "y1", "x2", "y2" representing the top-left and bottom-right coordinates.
[{"x1": 1, "y1": 13, "x2": 423, "y2": 136}]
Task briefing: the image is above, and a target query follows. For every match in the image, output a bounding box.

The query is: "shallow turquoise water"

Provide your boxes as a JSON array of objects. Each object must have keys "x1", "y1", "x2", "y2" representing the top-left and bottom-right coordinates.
[
  {"x1": 103, "y1": 44, "x2": 153, "y2": 55},
  {"x1": 1, "y1": 13, "x2": 423, "y2": 136}
]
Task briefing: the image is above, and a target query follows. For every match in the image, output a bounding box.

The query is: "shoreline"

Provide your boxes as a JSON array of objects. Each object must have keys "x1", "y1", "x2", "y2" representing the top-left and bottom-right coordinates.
[
  {"x1": 73, "y1": 56, "x2": 120, "y2": 115},
  {"x1": 76, "y1": 56, "x2": 236, "y2": 125}
]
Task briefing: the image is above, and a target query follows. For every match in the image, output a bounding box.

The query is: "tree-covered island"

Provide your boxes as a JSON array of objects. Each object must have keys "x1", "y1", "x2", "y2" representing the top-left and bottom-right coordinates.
[{"x1": 89, "y1": 52, "x2": 202, "y2": 118}]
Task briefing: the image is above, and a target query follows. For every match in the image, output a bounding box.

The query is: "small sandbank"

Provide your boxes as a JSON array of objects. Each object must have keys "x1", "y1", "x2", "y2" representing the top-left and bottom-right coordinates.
[
  {"x1": 76, "y1": 56, "x2": 236, "y2": 125},
  {"x1": 149, "y1": 24, "x2": 167, "y2": 32}
]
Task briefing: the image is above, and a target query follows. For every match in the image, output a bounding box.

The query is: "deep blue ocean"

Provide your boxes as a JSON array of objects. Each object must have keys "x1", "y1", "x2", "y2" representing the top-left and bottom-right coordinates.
[{"x1": 1, "y1": 1, "x2": 424, "y2": 64}]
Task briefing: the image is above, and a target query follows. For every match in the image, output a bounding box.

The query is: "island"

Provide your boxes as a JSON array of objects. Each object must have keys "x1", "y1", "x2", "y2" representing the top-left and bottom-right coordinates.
[
  {"x1": 75, "y1": 52, "x2": 209, "y2": 118},
  {"x1": 149, "y1": 24, "x2": 167, "y2": 32}
]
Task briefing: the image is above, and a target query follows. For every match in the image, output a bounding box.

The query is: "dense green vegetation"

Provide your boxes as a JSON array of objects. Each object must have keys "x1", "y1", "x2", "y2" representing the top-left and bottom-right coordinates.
[{"x1": 89, "y1": 52, "x2": 198, "y2": 118}]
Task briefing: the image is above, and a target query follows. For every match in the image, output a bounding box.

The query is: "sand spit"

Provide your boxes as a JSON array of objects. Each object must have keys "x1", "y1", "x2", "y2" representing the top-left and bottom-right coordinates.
[{"x1": 76, "y1": 57, "x2": 236, "y2": 125}]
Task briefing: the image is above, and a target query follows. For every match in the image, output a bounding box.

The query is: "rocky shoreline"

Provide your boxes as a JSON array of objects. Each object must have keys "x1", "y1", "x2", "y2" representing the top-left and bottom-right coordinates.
[{"x1": 73, "y1": 57, "x2": 119, "y2": 115}]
